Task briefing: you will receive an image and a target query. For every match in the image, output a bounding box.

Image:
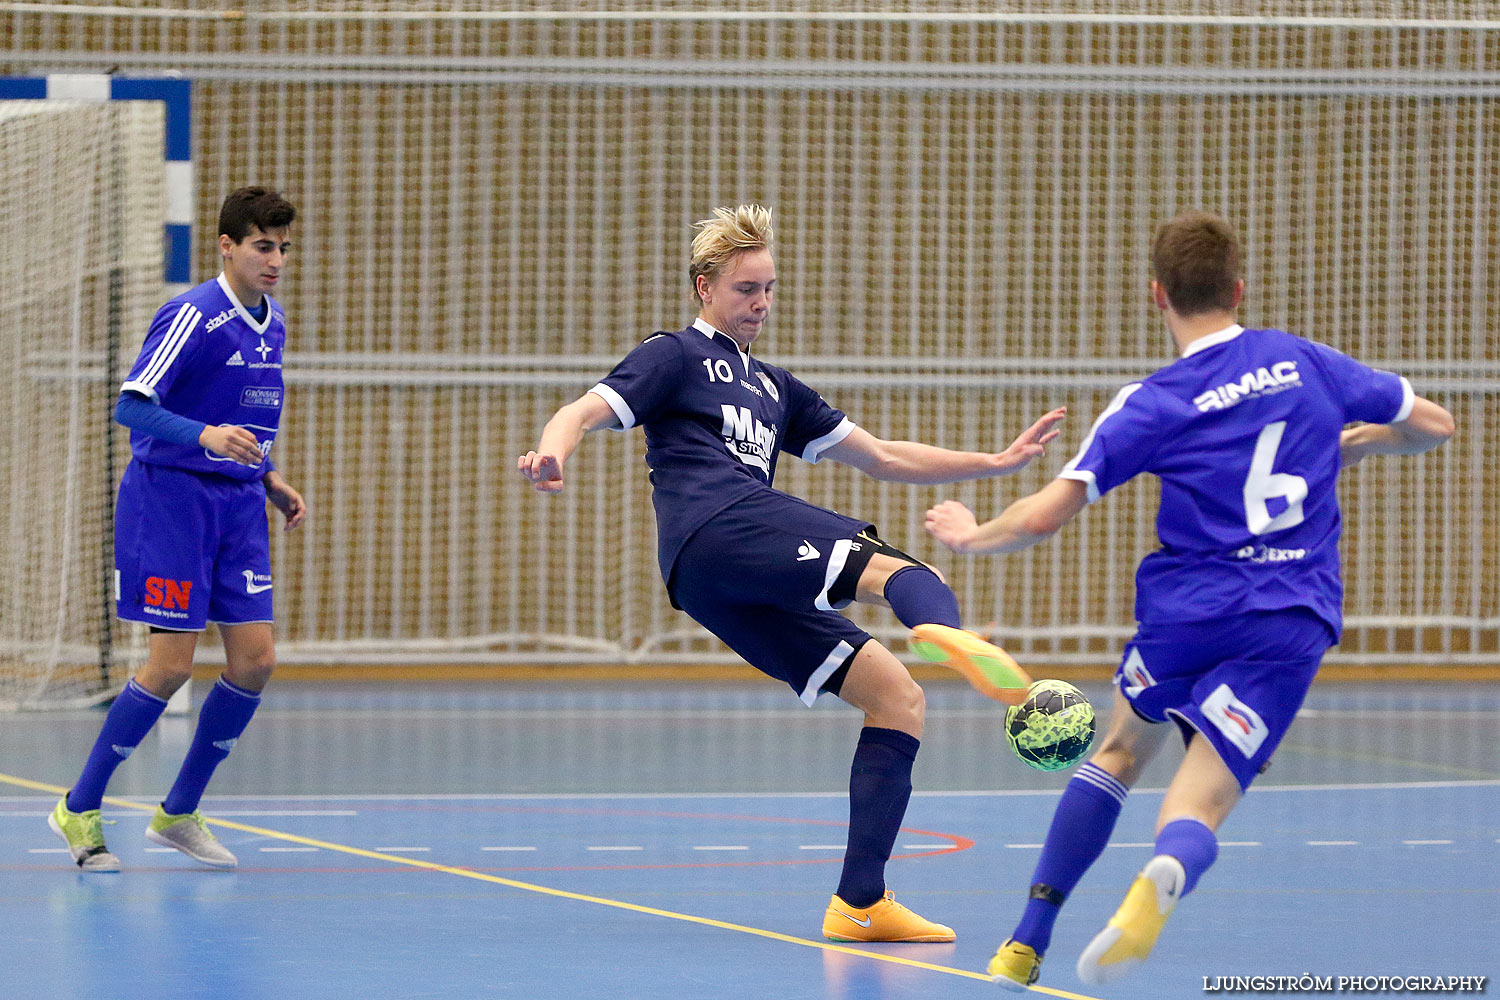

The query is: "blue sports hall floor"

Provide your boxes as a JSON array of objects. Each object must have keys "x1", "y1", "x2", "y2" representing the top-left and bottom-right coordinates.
[{"x1": 2, "y1": 678, "x2": 1496, "y2": 1000}]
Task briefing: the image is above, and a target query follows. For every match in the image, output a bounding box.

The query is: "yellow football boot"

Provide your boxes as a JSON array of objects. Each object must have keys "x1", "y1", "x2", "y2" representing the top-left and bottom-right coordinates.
[
  {"x1": 1076, "y1": 855, "x2": 1185, "y2": 985},
  {"x1": 821, "y1": 890, "x2": 955, "y2": 943},
  {"x1": 987, "y1": 938, "x2": 1043, "y2": 992}
]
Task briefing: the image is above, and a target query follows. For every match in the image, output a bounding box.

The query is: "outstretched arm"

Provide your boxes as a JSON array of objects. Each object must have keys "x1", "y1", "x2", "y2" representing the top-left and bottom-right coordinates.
[
  {"x1": 925, "y1": 477, "x2": 1090, "y2": 555},
  {"x1": 1340, "y1": 395, "x2": 1455, "y2": 467},
  {"x1": 517, "y1": 391, "x2": 621, "y2": 494},
  {"x1": 821, "y1": 406, "x2": 1066, "y2": 485}
]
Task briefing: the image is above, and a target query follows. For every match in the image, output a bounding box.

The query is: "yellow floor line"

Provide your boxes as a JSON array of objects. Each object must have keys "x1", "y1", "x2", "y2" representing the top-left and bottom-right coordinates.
[{"x1": 3, "y1": 770, "x2": 1104, "y2": 1000}]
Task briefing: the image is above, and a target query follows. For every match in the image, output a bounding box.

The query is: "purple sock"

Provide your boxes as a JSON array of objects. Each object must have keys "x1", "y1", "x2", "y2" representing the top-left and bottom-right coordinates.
[
  {"x1": 836, "y1": 727, "x2": 920, "y2": 908},
  {"x1": 67, "y1": 678, "x2": 168, "y2": 813},
  {"x1": 161, "y1": 676, "x2": 261, "y2": 816},
  {"x1": 1010, "y1": 762, "x2": 1128, "y2": 954},
  {"x1": 1154, "y1": 817, "x2": 1218, "y2": 897},
  {"x1": 883, "y1": 565, "x2": 962, "y2": 629}
]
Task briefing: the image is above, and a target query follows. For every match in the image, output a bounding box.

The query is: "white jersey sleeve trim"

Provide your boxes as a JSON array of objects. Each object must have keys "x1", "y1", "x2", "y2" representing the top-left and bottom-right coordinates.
[
  {"x1": 1057, "y1": 468, "x2": 1101, "y2": 503},
  {"x1": 1058, "y1": 382, "x2": 1144, "y2": 503},
  {"x1": 126, "y1": 302, "x2": 201, "y2": 399},
  {"x1": 1391, "y1": 376, "x2": 1415, "y2": 423},
  {"x1": 801, "y1": 417, "x2": 856, "y2": 464},
  {"x1": 119, "y1": 380, "x2": 161, "y2": 404},
  {"x1": 588, "y1": 382, "x2": 635, "y2": 430}
]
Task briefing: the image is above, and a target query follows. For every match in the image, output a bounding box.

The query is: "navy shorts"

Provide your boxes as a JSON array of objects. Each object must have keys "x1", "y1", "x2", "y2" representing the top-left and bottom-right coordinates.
[
  {"x1": 1116, "y1": 607, "x2": 1335, "y2": 791},
  {"x1": 670, "y1": 490, "x2": 881, "y2": 705},
  {"x1": 114, "y1": 461, "x2": 274, "y2": 631}
]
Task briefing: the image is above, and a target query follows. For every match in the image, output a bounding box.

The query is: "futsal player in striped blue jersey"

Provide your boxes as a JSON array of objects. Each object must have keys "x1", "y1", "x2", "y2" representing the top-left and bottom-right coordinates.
[
  {"x1": 49, "y1": 188, "x2": 306, "y2": 872},
  {"x1": 521, "y1": 205, "x2": 1067, "y2": 942},
  {"x1": 925, "y1": 211, "x2": 1454, "y2": 988}
]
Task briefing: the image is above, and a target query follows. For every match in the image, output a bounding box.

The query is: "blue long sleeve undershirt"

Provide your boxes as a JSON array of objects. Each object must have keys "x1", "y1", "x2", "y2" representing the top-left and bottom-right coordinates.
[{"x1": 114, "y1": 392, "x2": 275, "y2": 474}]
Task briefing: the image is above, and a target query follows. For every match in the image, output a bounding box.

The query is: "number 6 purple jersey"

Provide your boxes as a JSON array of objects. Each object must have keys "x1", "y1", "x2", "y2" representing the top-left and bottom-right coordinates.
[{"x1": 1058, "y1": 324, "x2": 1412, "y2": 637}]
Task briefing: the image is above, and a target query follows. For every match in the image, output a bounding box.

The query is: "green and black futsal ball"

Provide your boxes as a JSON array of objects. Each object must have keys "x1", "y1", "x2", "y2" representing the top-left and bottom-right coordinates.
[{"x1": 1004, "y1": 679, "x2": 1096, "y2": 771}]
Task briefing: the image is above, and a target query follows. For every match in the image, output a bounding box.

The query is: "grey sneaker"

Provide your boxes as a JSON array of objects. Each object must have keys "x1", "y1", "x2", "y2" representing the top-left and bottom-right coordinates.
[
  {"x1": 145, "y1": 807, "x2": 237, "y2": 869},
  {"x1": 49, "y1": 796, "x2": 121, "y2": 872}
]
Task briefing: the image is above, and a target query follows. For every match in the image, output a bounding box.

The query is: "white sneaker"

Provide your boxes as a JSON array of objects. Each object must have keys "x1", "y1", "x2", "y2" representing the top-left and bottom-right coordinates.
[{"x1": 145, "y1": 807, "x2": 237, "y2": 869}]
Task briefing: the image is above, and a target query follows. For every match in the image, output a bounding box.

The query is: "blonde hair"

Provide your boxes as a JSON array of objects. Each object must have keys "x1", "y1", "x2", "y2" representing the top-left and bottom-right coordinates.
[{"x1": 688, "y1": 204, "x2": 774, "y2": 300}]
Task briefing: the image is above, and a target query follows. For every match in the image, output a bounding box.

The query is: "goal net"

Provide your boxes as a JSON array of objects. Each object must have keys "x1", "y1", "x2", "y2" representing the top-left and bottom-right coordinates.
[
  {"x1": 2, "y1": 4, "x2": 1495, "y2": 672},
  {"x1": 0, "y1": 100, "x2": 163, "y2": 708}
]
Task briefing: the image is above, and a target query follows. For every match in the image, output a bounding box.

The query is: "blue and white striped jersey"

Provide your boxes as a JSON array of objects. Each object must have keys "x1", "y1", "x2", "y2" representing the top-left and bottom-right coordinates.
[
  {"x1": 1059, "y1": 325, "x2": 1412, "y2": 636},
  {"x1": 120, "y1": 274, "x2": 286, "y2": 481},
  {"x1": 590, "y1": 318, "x2": 856, "y2": 581}
]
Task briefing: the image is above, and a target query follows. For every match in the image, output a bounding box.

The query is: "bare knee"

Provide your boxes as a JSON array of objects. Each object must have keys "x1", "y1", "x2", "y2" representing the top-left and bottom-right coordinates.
[
  {"x1": 1088, "y1": 727, "x2": 1158, "y2": 787},
  {"x1": 839, "y1": 644, "x2": 926, "y2": 737},
  {"x1": 224, "y1": 653, "x2": 275, "y2": 692}
]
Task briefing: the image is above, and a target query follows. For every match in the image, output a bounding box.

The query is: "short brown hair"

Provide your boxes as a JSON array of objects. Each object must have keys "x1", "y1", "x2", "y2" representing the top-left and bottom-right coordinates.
[
  {"x1": 1150, "y1": 210, "x2": 1242, "y2": 316},
  {"x1": 219, "y1": 186, "x2": 297, "y2": 242}
]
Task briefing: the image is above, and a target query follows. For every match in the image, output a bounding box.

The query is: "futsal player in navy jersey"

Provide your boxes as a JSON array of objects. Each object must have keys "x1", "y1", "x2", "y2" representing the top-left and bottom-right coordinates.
[
  {"x1": 925, "y1": 211, "x2": 1454, "y2": 987},
  {"x1": 49, "y1": 188, "x2": 305, "y2": 872},
  {"x1": 520, "y1": 205, "x2": 1066, "y2": 941}
]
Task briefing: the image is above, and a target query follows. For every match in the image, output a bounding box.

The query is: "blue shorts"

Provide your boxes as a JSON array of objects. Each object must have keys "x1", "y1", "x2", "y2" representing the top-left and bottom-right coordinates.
[
  {"x1": 1116, "y1": 608, "x2": 1335, "y2": 791},
  {"x1": 669, "y1": 490, "x2": 878, "y2": 705},
  {"x1": 114, "y1": 461, "x2": 273, "y2": 631}
]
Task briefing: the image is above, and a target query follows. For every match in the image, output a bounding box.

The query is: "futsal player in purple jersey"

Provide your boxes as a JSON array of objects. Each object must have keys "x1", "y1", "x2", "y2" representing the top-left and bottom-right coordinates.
[
  {"x1": 49, "y1": 188, "x2": 306, "y2": 872},
  {"x1": 925, "y1": 211, "x2": 1454, "y2": 988},
  {"x1": 520, "y1": 205, "x2": 1067, "y2": 942}
]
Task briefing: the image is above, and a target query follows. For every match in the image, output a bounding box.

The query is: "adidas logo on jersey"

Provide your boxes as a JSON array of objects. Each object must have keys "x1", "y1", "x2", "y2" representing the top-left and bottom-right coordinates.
[{"x1": 225, "y1": 350, "x2": 246, "y2": 366}]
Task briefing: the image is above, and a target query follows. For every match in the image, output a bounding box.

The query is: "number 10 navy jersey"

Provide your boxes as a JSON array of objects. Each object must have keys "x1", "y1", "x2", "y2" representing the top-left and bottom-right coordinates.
[
  {"x1": 589, "y1": 319, "x2": 856, "y2": 581},
  {"x1": 1059, "y1": 325, "x2": 1412, "y2": 637}
]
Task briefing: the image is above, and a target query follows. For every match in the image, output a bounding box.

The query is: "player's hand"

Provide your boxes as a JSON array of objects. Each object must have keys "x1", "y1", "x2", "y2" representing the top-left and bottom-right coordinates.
[
  {"x1": 994, "y1": 406, "x2": 1067, "y2": 473},
  {"x1": 264, "y1": 472, "x2": 307, "y2": 531},
  {"x1": 200, "y1": 424, "x2": 264, "y2": 466},
  {"x1": 925, "y1": 499, "x2": 980, "y2": 554},
  {"x1": 517, "y1": 451, "x2": 566, "y2": 494}
]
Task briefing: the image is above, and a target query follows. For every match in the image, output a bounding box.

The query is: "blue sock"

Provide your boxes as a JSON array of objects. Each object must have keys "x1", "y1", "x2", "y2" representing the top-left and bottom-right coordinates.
[
  {"x1": 1011, "y1": 762, "x2": 1128, "y2": 954},
  {"x1": 836, "y1": 727, "x2": 920, "y2": 908},
  {"x1": 67, "y1": 678, "x2": 169, "y2": 813},
  {"x1": 160, "y1": 676, "x2": 261, "y2": 816},
  {"x1": 883, "y1": 565, "x2": 962, "y2": 629},
  {"x1": 1154, "y1": 817, "x2": 1218, "y2": 897}
]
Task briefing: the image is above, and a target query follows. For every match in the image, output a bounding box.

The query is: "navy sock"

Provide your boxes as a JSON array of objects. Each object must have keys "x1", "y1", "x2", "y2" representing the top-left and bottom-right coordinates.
[
  {"x1": 161, "y1": 676, "x2": 261, "y2": 816},
  {"x1": 1011, "y1": 762, "x2": 1128, "y2": 954},
  {"x1": 67, "y1": 678, "x2": 168, "y2": 813},
  {"x1": 836, "y1": 727, "x2": 920, "y2": 908},
  {"x1": 1154, "y1": 817, "x2": 1218, "y2": 897},
  {"x1": 883, "y1": 565, "x2": 962, "y2": 629}
]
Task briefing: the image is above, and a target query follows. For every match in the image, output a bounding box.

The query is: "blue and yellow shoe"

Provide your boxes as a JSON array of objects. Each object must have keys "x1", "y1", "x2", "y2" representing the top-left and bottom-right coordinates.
[
  {"x1": 988, "y1": 938, "x2": 1042, "y2": 992},
  {"x1": 909, "y1": 624, "x2": 1032, "y2": 706},
  {"x1": 822, "y1": 890, "x2": 955, "y2": 942},
  {"x1": 48, "y1": 796, "x2": 120, "y2": 872},
  {"x1": 1076, "y1": 855, "x2": 1185, "y2": 985}
]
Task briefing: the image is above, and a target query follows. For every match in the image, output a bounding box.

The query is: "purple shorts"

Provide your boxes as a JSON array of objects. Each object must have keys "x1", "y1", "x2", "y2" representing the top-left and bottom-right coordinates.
[
  {"x1": 114, "y1": 461, "x2": 273, "y2": 631},
  {"x1": 1116, "y1": 608, "x2": 1335, "y2": 791}
]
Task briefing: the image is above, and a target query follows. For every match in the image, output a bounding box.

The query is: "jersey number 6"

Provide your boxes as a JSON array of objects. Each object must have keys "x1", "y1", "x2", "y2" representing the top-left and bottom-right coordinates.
[{"x1": 1243, "y1": 421, "x2": 1308, "y2": 535}]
